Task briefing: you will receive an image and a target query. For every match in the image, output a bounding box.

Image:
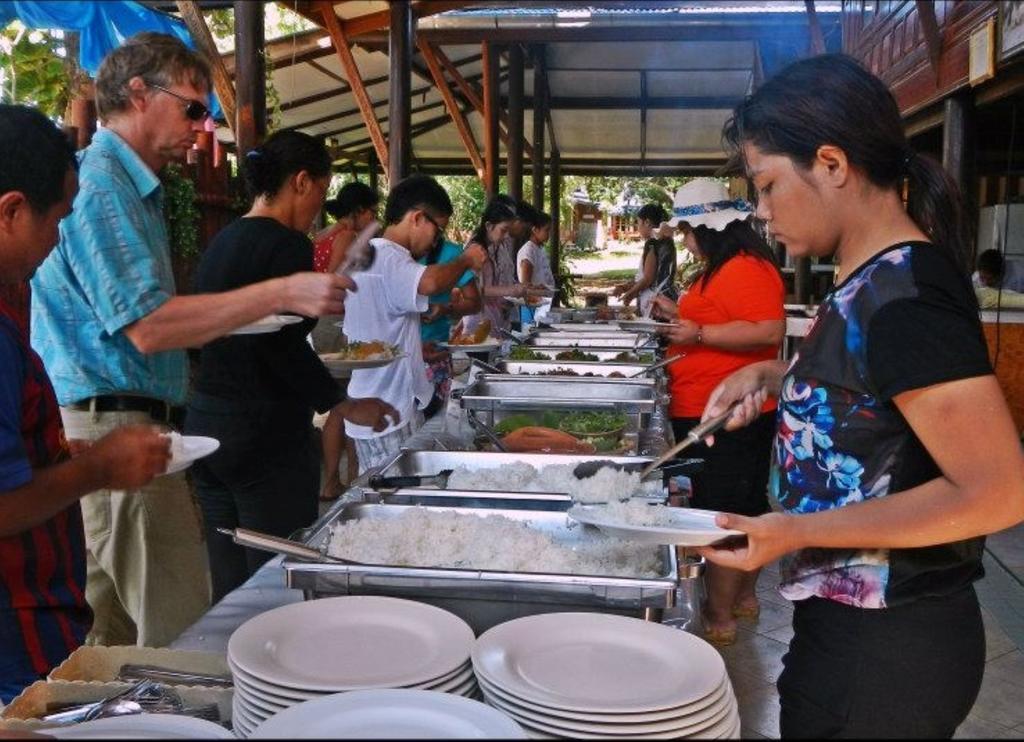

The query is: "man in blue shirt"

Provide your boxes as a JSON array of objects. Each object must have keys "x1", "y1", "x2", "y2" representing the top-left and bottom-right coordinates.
[
  {"x1": 0, "y1": 104, "x2": 172, "y2": 701},
  {"x1": 31, "y1": 33, "x2": 354, "y2": 647}
]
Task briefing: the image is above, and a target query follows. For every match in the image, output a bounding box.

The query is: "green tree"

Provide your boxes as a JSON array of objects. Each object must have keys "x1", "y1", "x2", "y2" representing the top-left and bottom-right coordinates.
[{"x1": 1, "y1": 24, "x2": 72, "y2": 118}]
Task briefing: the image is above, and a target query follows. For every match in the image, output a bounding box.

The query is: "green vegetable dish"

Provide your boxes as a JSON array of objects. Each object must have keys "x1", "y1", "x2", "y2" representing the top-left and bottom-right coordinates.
[
  {"x1": 558, "y1": 411, "x2": 628, "y2": 437},
  {"x1": 507, "y1": 346, "x2": 547, "y2": 361}
]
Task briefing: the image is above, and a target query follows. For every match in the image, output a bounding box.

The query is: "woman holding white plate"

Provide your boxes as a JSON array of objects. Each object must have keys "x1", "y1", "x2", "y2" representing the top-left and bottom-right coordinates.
[
  {"x1": 697, "y1": 55, "x2": 1024, "y2": 738},
  {"x1": 185, "y1": 132, "x2": 396, "y2": 602}
]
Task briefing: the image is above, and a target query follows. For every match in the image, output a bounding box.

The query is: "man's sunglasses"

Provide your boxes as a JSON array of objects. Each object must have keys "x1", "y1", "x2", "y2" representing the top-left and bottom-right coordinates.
[
  {"x1": 146, "y1": 83, "x2": 210, "y2": 122},
  {"x1": 422, "y1": 211, "x2": 446, "y2": 251}
]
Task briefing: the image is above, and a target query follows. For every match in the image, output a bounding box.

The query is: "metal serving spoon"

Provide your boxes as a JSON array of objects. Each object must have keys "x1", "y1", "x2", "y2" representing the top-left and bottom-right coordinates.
[{"x1": 334, "y1": 220, "x2": 380, "y2": 276}]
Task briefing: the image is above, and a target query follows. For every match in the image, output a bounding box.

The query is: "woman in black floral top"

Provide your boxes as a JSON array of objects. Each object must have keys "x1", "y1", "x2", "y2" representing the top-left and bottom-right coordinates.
[{"x1": 697, "y1": 55, "x2": 1024, "y2": 738}]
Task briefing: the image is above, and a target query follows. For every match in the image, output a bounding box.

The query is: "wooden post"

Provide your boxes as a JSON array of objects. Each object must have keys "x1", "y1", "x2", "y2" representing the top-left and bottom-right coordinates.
[
  {"x1": 532, "y1": 44, "x2": 546, "y2": 212},
  {"x1": 804, "y1": 0, "x2": 826, "y2": 55},
  {"x1": 389, "y1": 0, "x2": 413, "y2": 183},
  {"x1": 915, "y1": 0, "x2": 943, "y2": 80},
  {"x1": 794, "y1": 259, "x2": 812, "y2": 303},
  {"x1": 942, "y1": 94, "x2": 968, "y2": 189},
  {"x1": 234, "y1": 0, "x2": 265, "y2": 156},
  {"x1": 507, "y1": 44, "x2": 525, "y2": 202},
  {"x1": 549, "y1": 149, "x2": 562, "y2": 306},
  {"x1": 176, "y1": 0, "x2": 237, "y2": 134},
  {"x1": 483, "y1": 42, "x2": 501, "y2": 199}
]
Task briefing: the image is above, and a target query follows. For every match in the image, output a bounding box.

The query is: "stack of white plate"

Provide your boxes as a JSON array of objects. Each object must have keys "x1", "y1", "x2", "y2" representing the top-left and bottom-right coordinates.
[
  {"x1": 249, "y1": 689, "x2": 525, "y2": 738},
  {"x1": 472, "y1": 613, "x2": 740, "y2": 740},
  {"x1": 228, "y1": 596, "x2": 478, "y2": 738}
]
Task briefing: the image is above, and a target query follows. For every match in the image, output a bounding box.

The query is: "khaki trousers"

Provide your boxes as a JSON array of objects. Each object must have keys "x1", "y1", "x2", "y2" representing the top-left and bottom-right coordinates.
[{"x1": 60, "y1": 407, "x2": 211, "y2": 648}]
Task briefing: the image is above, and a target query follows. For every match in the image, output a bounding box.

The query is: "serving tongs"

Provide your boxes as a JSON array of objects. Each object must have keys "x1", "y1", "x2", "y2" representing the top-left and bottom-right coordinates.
[
  {"x1": 369, "y1": 469, "x2": 453, "y2": 490},
  {"x1": 573, "y1": 403, "x2": 739, "y2": 480},
  {"x1": 217, "y1": 527, "x2": 355, "y2": 565},
  {"x1": 627, "y1": 352, "x2": 684, "y2": 378}
]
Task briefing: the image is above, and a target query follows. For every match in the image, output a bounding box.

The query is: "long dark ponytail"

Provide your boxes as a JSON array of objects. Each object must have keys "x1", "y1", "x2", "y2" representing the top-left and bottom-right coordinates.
[
  {"x1": 722, "y1": 54, "x2": 970, "y2": 273},
  {"x1": 695, "y1": 220, "x2": 779, "y2": 290}
]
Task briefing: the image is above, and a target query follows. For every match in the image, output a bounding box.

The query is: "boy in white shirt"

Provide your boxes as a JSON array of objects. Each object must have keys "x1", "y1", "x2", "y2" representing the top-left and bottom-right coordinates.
[
  {"x1": 516, "y1": 210, "x2": 556, "y2": 324},
  {"x1": 343, "y1": 175, "x2": 486, "y2": 472}
]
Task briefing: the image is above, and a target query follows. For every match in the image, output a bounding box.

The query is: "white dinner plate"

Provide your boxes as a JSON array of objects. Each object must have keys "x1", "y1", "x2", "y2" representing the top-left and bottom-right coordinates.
[
  {"x1": 481, "y1": 686, "x2": 735, "y2": 738},
  {"x1": 41, "y1": 713, "x2": 234, "y2": 739},
  {"x1": 472, "y1": 613, "x2": 726, "y2": 714},
  {"x1": 235, "y1": 693, "x2": 277, "y2": 725},
  {"x1": 230, "y1": 314, "x2": 304, "y2": 335},
  {"x1": 566, "y1": 505, "x2": 744, "y2": 547},
  {"x1": 499, "y1": 703, "x2": 739, "y2": 741},
  {"x1": 250, "y1": 689, "x2": 526, "y2": 739},
  {"x1": 229, "y1": 656, "x2": 474, "y2": 701},
  {"x1": 235, "y1": 683, "x2": 290, "y2": 715},
  {"x1": 228, "y1": 596, "x2": 474, "y2": 692},
  {"x1": 163, "y1": 433, "x2": 220, "y2": 475},
  {"x1": 476, "y1": 673, "x2": 730, "y2": 723},
  {"x1": 319, "y1": 352, "x2": 406, "y2": 372},
  {"x1": 440, "y1": 340, "x2": 502, "y2": 353}
]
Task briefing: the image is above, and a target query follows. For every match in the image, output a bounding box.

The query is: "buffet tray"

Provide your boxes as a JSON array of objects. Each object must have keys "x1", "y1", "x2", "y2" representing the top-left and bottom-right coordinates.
[
  {"x1": 364, "y1": 449, "x2": 667, "y2": 499},
  {"x1": 528, "y1": 333, "x2": 655, "y2": 349},
  {"x1": 506, "y1": 346, "x2": 657, "y2": 362},
  {"x1": 285, "y1": 496, "x2": 686, "y2": 635},
  {"x1": 496, "y1": 360, "x2": 653, "y2": 378}
]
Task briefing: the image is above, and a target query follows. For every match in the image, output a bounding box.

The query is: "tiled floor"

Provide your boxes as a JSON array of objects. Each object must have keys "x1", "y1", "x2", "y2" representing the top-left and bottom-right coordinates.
[{"x1": 729, "y1": 527, "x2": 1024, "y2": 739}]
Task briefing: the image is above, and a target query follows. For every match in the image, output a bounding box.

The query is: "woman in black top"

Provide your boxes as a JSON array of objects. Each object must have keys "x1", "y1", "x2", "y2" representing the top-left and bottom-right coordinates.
[
  {"x1": 185, "y1": 131, "x2": 396, "y2": 602},
  {"x1": 697, "y1": 55, "x2": 1024, "y2": 738},
  {"x1": 615, "y1": 203, "x2": 678, "y2": 312}
]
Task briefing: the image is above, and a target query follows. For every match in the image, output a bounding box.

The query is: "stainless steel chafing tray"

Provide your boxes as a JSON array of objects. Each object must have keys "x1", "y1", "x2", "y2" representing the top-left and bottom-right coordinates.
[
  {"x1": 358, "y1": 448, "x2": 671, "y2": 501},
  {"x1": 285, "y1": 496, "x2": 696, "y2": 634},
  {"x1": 496, "y1": 360, "x2": 653, "y2": 378},
  {"x1": 460, "y1": 375, "x2": 660, "y2": 435},
  {"x1": 507, "y1": 346, "x2": 657, "y2": 362},
  {"x1": 528, "y1": 333, "x2": 655, "y2": 349}
]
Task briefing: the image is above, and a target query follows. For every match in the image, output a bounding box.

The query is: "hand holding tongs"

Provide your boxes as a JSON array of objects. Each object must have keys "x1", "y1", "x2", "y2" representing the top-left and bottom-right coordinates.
[{"x1": 334, "y1": 220, "x2": 380, "y2": 276}]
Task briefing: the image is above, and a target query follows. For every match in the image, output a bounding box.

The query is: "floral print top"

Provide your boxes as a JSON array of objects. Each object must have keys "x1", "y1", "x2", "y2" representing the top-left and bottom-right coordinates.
[{"x1": 773, "y1": 243, "x2": 992, "y2": 608}]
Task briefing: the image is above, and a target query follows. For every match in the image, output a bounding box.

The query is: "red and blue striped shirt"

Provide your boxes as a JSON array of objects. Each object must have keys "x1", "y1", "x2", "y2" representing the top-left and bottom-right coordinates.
[{"x1": 0, "y1": 299, "x2": 89, "y2": 703}]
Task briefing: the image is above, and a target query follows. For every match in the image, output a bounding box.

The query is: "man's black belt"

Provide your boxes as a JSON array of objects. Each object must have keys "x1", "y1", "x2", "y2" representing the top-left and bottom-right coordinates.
[{"x1": 67, "y1": 395, "x2": 177, "y2": 422}]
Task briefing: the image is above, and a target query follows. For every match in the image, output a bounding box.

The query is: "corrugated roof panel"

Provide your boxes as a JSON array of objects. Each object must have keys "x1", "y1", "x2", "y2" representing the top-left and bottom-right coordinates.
[
  {"x1": 547, "y1": 70, "x2": 640, "y2": 98},
  {"x1": 646, "y1": 69, "x2": 752, "y2": 97},
  {"x1": 546, "y1": 40, "x2": 754, "y2": 70},
  {"x1": 645, "y1": 108, "x2": 733, "y2": 157}
]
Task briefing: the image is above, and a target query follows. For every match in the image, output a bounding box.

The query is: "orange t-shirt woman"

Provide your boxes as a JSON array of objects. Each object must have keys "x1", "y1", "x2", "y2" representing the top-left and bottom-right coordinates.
[{"x1": 653, "y1": 178, "x2": 785, "y2": 647}]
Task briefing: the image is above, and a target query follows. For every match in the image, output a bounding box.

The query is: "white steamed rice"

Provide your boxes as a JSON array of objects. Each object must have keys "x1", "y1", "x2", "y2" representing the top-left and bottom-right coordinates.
[
  {"x1": 445, "y1": 462, "x2": 660, "y2": 503},
  {"x1": 597, "y1": 499, "x2": 685, "y2": 527},
  {"x1": 326, "y1": 506, "x2": 662, "y2": 577}
]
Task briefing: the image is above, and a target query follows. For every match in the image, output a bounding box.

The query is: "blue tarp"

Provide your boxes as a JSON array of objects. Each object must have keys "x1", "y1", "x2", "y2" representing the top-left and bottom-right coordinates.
[{"x1": 0, "y1": 0, "x2": 223, "y2": 117}]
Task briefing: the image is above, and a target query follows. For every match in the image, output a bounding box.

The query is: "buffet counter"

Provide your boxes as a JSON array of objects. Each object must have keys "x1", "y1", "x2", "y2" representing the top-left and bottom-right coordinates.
[{"x1": 981, "y1": 309, "x2": 1024, "y2": 432}]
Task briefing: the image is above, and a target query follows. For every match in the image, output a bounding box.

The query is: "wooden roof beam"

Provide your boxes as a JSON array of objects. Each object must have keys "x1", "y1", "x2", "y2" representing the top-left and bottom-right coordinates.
[
  {"x1": 432, "y1": 43, "x2": 533, "y2": 160},
  {"x1": 418, "y1": 39, "x2": 485, "y2": 181},
  {"x1": 176, "y1": 0, "x2": 236, "y2": 131},
  {"x1": 318, "y1": 0, "x2": 388, "y2": 170}
]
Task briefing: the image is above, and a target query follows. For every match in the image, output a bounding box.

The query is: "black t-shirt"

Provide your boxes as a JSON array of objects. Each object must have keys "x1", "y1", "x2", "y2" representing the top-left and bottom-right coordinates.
[
  {"x1": 774, "y1": 242, "x2": 992, "y2": 608},
  {"x1": 643, "y1": 237, "x2": 679, "y2": 301},
  {"x1": 190, "y1": 217, "x2": 343, "y2": 416}
]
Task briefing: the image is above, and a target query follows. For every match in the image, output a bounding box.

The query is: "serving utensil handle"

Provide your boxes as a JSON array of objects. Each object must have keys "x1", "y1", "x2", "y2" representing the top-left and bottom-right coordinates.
[
  {"x1": 218, "y1": 527, "x2": 342, "y2": 563},
  {"x1": 638, "y1": 403, "x2": 739, "y2": 478}
]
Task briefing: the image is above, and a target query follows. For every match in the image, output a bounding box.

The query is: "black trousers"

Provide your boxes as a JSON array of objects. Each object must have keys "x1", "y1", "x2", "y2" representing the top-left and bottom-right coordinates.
[
  {"x1": 779, "y1": 589, "x2": 985, "y2": 738},
  {"x1": 185, "y1": 394, "x2": 320, "y2": 603},
  {"x1": 671, "y1": 412, "x2": 774, "y2": 517}
]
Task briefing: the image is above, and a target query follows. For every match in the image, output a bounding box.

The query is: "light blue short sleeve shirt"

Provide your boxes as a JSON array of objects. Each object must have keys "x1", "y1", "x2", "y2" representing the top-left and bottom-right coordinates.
[{"x1": 30, "y1": 129, "x2": 187, "y2": 405}]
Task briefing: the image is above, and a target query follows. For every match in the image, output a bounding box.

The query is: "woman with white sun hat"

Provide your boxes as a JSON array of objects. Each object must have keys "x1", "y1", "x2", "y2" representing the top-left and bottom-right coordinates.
[{"x1": 651, "y1": 177, "x2": 786, "y2": 646}]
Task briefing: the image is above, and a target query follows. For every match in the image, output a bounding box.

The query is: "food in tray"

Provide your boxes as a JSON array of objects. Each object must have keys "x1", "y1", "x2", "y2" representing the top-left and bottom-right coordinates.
[
  {"x1": 445, "y1": 461, "x2": 660, "y2": 503},
  {"x1": 501, "y1": 426, "x2": 596, "y2": 454},
  {"x1": 600, "y1": 499, "x2": 687, "y2": 528},
  {"x1": 326, "y1": 506, "x2": 662, "y2": 577},
  {"x1": 558, "y1": 411, "x2": 628, "y2": 437},
  {"x1": 554, "y1": 348, "x2": 600, "y2": 362},
  {"x1": 322, "y1": 340, "x2": 398, "y2": 361},
  {"x1": 507, "y1": 345, "x2": 547, "y2": 361},
  {"x1": 449, "y1": 319, "x2": 494, "y2": 345},
  {"x1": 613, "y1": 351, "x2": 655, "y2": 363}
]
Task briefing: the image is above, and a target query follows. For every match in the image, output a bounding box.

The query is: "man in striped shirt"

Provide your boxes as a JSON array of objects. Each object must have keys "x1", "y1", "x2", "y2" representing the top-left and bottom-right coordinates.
[{"x1": 0, "y1": 105, "x2": 171, "y2": 702}]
